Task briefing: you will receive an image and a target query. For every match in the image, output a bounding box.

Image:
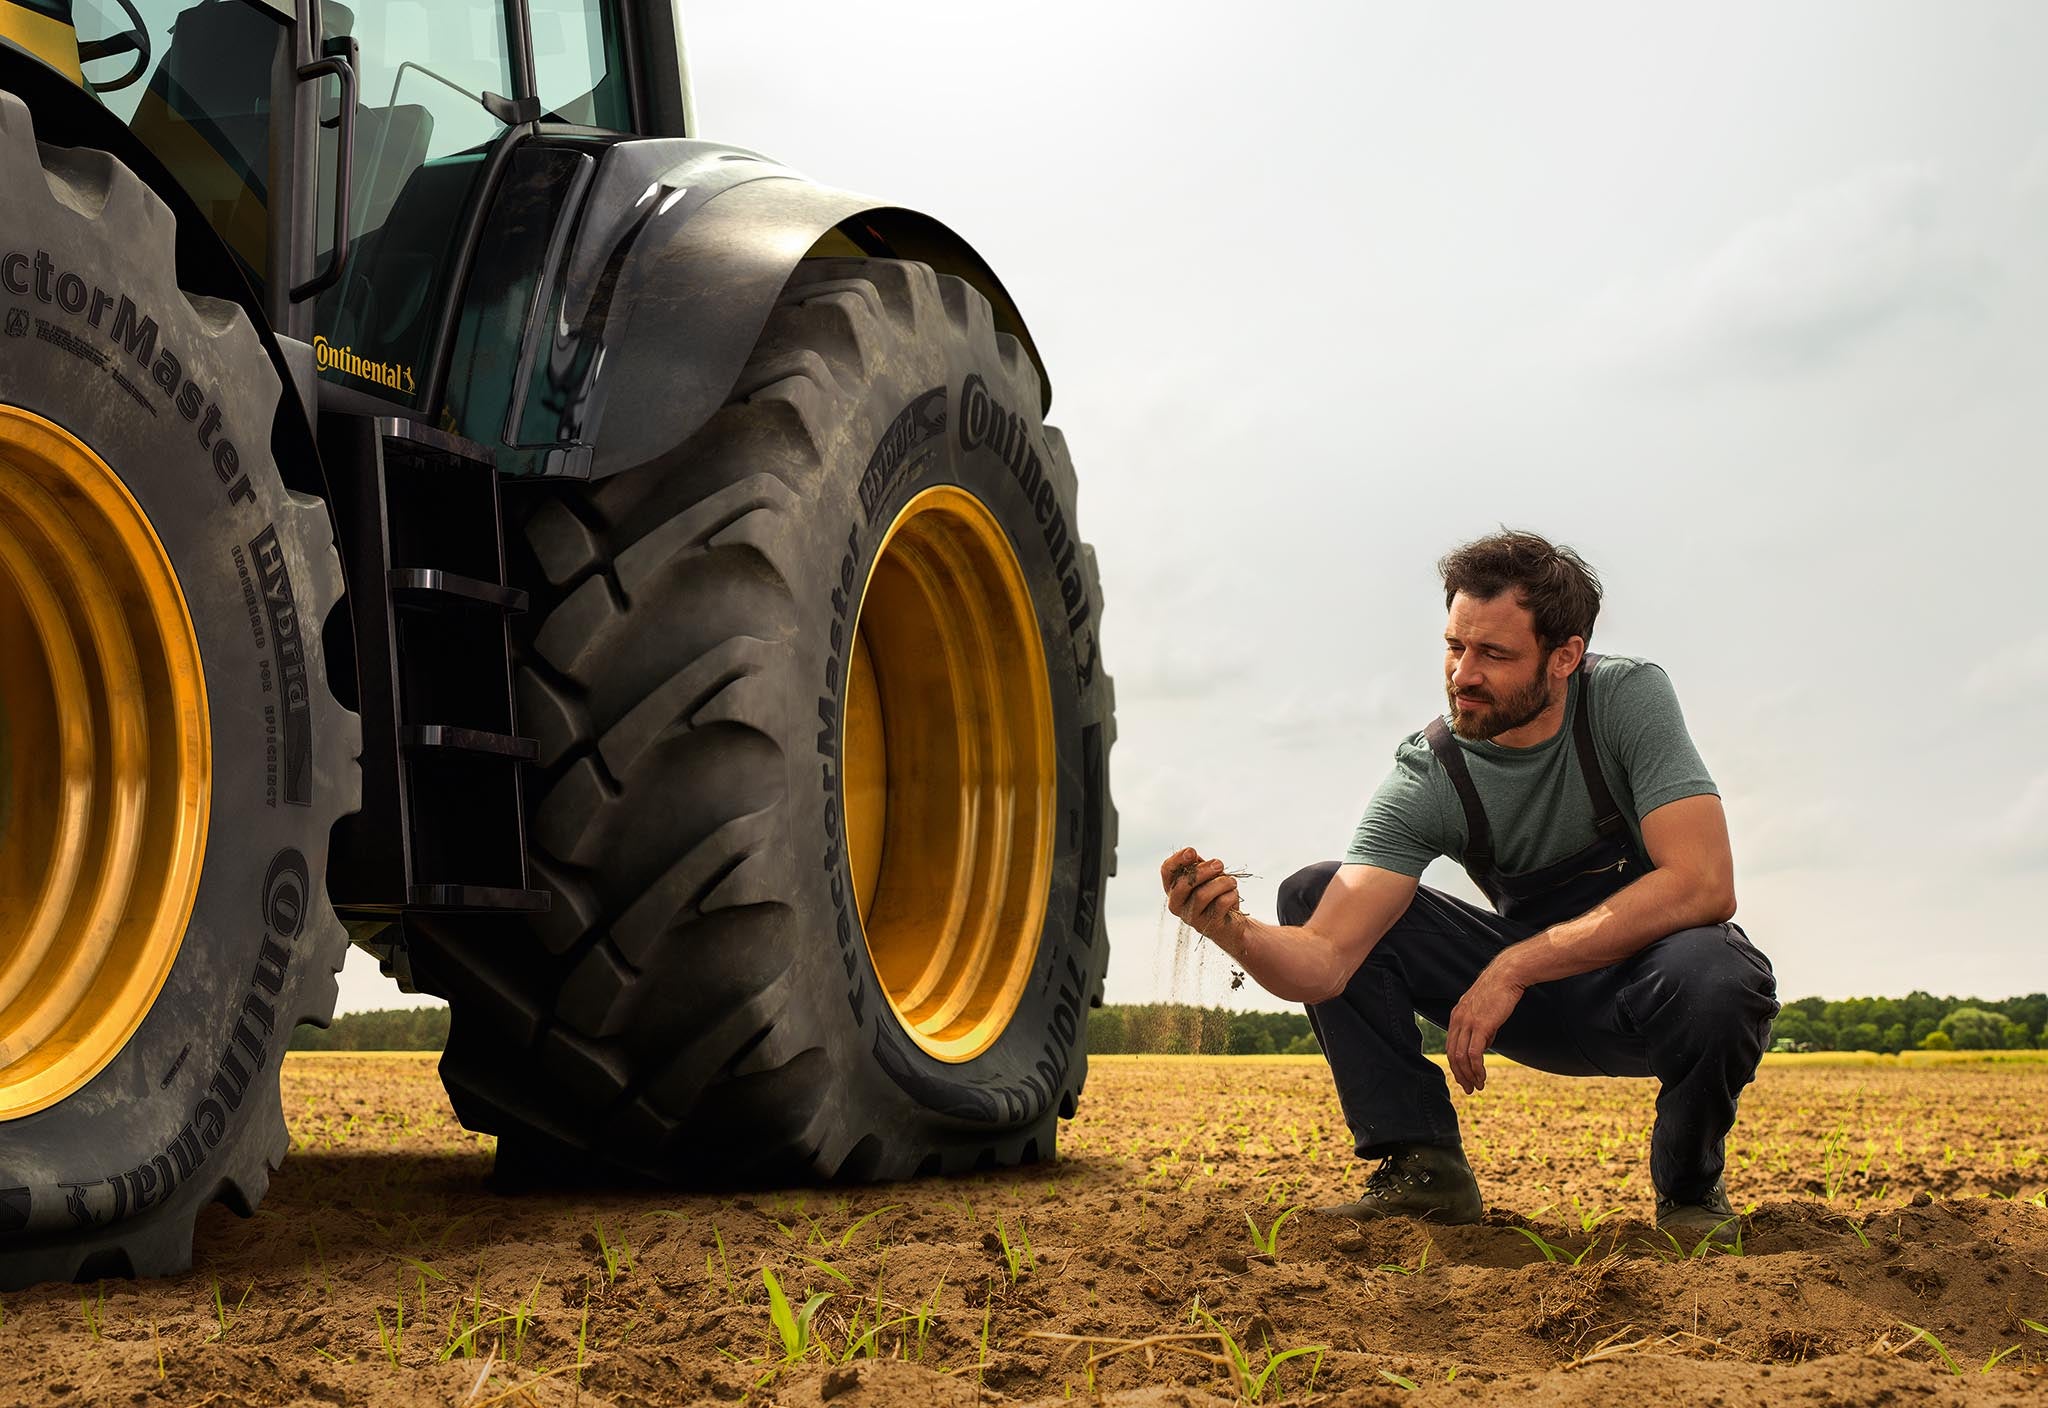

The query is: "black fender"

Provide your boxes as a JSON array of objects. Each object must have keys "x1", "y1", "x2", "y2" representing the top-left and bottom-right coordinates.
[{"x1": 476, "y1": 136, "x2": 1051, "y2": 480}]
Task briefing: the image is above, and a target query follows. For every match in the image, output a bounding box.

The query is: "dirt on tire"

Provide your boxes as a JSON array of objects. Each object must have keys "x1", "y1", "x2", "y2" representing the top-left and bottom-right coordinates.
[{"x1": 2, "y1": 1053, "x2": 2043, "y2": 1406}]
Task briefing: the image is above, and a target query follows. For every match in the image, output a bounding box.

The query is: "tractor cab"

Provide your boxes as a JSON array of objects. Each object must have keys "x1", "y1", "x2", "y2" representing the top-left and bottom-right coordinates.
[{"x1": 0, "y1": 0, "x2": 683, "y2": 408}]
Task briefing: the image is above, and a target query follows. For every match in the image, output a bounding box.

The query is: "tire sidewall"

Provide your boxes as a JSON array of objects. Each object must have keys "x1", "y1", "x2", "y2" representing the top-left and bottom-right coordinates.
[
  {"x1": 780, "y1": 276, "x2": 1110, "y2": 1138},
  {"x1": 0, "y1": 125, "x2": 339, "y2": 1248}
]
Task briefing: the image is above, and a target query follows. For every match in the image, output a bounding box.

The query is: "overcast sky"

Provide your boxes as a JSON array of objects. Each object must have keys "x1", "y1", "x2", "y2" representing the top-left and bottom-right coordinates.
[{"x1": 336, "y1": 0, "x2": 2048, "y2": 1014}]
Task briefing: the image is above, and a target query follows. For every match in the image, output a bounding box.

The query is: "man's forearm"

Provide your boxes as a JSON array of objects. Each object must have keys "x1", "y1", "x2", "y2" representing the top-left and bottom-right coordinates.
[
  {"x1": 1210, "y1": 916, "x2": 1350, "y2": 1004},
  {"x1": 1495, "y1": 868, "x2": 1734, "y2": 987}
]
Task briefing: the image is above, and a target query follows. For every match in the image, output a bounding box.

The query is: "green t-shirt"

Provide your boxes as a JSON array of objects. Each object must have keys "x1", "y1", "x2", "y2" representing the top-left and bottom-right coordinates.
[{"x1": 1345, "y1": 655, "x2": 1718, "y2": 878}]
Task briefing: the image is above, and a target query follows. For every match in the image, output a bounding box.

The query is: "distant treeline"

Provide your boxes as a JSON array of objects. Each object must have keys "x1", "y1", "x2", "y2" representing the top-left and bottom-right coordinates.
[
  {"x1": 1767, "y1": 993, "x2": 2046, "y2": 1053},
  {"x1": 1088, "y1": 993, "x2": 2048, "y2": 1057},
  {"x1": 291, "y1": 992, "x2": 2048, "y2": 1057},
  {"x1": 289, "y1": 1006, "x2": 450, "y2": 1051}
]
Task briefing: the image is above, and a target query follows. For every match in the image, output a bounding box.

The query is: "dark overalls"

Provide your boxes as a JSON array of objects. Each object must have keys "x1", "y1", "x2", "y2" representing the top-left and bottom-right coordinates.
[{"x1": 1280, "y1": 657, "x2": 1780, "y2": 1203}]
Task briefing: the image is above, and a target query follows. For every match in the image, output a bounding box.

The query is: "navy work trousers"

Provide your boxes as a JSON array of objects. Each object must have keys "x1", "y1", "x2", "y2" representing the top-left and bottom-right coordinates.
[{"x1": 1279, "y1": 861, "x2": 1780, "y2": 1202}]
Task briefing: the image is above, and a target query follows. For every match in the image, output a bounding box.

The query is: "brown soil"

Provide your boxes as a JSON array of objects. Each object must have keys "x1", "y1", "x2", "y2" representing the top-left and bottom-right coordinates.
[{"x1": 5, "y1": 1053, "x2": 2045, "y2": 1407}]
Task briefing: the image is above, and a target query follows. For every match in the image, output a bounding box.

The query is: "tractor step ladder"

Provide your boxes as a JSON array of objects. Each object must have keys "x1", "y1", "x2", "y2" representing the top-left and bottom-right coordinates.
[{"x1": 325, "y1": 414, "x2": 549, "y2": 914}]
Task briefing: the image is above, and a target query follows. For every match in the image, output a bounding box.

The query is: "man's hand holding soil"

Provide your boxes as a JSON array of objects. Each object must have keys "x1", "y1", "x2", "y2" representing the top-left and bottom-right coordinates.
[{"x1": 1160, "y1": 849, "x2": 1244, "y2": 947}]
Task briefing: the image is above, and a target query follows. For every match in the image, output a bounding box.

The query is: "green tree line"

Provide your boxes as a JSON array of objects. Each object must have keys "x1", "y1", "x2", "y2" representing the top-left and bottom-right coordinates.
[
  {"x1": 293, "y1": 992, "x2": 2046, "y2": 1056},
  {"x1": 289, "y1": 1006, "x2": 451, "y2": 1051},
  {"x1": 1765, "y1": 992, "x2": 2046, "y2": 1053}
]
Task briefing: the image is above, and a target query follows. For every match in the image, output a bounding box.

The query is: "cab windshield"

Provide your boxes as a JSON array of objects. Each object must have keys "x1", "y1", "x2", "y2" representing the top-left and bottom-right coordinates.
[{"x1": 14, "y1": 0, "x2": 633, "y2": 403}]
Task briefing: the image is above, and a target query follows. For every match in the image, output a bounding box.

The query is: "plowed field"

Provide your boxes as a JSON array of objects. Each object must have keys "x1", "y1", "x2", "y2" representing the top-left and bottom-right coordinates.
[{"x1": 6, "y1": 1052, "x2": 2046, "y2": 1407}]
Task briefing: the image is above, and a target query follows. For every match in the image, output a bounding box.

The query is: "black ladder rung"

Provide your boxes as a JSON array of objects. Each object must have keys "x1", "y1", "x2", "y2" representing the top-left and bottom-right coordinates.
[
  {"x1": 376, "y1": 416, "x2": 497, "y2": 470},
  {"x1": 388, "y1": 567, "x2": 527, "y2": 613},
  {"x1": 400, "y1": 724, "x2": 539, "y2": 760},
  {"x1": 406, "y1": 883, "x2": 551, "y2": 912}
]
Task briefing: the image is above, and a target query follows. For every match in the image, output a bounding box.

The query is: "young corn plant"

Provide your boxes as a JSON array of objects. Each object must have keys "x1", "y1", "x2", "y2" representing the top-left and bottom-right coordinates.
[
  {"x1": 1244, "y1": 1206, "x2": 1299, "y2": 1257},
  {"x1": 593, "y1": 1219, "x2": 633, "y2": 1288},
  {"x1": 1902, "y1": 1323, "x2": 2024, "y2": 1375},
  {"x1": 995, "y1": 1218, "x2": 1033, "y2": 1288},
  {"x1": 762, "y1": 1267, "x2": 832, "y2": 1364},
  {"x1": 1188, "y1": 1296, "x2": 1325, "y2": 1402},
  {"x1": 835, "y1": 1204, "x2": 904, "y2": 1249},
  {"x1": 1508, "y1": 1226, "x2": 1601, "y2": 1267},
  {"x1": 206, "y1": 1278, "x2": 254, "y2": 1344}
]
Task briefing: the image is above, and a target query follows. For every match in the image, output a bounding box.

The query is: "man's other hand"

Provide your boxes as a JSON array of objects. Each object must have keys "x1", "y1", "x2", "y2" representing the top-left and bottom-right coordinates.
[
  {"x1": 1160, "y1": 847, "x2": 1243, "y2": 943},
  {"x1": 1446, "y1": 964, "x2": 1527, "y2": 1094}
]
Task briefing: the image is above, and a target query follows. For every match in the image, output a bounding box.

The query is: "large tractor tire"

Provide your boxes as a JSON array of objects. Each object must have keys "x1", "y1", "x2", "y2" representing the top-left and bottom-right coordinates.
[
  {"x1": 0, "y1": 91, "x2": 357, "y2": 1287},
  {"x1": 404, "y1": 259, "x2": 1116, "y2": 1182}
]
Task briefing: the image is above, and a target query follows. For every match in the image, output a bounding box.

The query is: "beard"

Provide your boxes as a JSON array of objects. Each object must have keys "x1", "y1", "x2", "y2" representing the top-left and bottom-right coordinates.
[{"x1": 1448, "y1": 670, "x2": 1554, "y2": 740}]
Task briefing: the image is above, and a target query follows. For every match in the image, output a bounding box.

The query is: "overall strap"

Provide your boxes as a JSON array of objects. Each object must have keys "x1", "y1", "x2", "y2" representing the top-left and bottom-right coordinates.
[
  {"x1": 1571, "y1": 653, "x2": 1629, "y2": 840},
  {"x1": 1423, "y1": 716, "x2": 1495, "y2": 875}
]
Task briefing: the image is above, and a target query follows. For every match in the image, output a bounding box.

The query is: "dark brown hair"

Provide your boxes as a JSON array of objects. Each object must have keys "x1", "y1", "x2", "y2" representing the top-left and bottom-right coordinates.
[{"x1": 1438, "y1": 530, "x2": 1602, "y2": 651}]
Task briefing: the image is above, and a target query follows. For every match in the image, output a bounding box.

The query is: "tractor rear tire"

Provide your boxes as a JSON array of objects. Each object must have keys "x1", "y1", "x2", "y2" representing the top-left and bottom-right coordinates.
[
  {"x1": 0, "y1": 91, "x2": 357, "y2": 1287},
  {"x1": 403, "y1": 259, "x2": 1115, "y2": 1182}
]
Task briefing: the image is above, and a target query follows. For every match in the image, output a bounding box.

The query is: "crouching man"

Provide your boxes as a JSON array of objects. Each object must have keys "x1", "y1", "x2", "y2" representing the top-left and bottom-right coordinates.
[{"x1": 1164, "y1": 530, "x2": 1778, "y2": 1239}]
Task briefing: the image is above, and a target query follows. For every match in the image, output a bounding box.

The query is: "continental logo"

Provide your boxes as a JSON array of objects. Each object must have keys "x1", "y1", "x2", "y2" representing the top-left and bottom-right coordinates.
[
  {"x1": 313, "y1": 335, "x2": 415, "y2": 396},
  {"x1": 959, "y1": 373, "x2": 1098, "y2": 686}
]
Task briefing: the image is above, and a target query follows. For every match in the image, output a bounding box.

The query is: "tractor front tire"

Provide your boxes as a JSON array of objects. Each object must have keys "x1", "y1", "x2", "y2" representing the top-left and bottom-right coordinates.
[
  {"x1": 0, "y1": 91, "x2": 357, "y2": 1287},
  {"x1": 405, "y1": 259, "x2": 1116, "y2": 1181}
]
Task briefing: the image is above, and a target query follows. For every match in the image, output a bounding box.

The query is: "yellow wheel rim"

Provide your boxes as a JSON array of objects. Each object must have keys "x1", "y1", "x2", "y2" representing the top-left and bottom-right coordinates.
[
  {"x1": 0, "y1": 406, "x2": 209, "y2": 1120},
  {"x1": 844, "y1": 485, "x2": 1055, "y2": 1063}
]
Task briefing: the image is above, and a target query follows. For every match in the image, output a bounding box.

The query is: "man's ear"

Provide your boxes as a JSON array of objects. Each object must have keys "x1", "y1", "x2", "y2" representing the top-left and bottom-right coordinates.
[{"x1": 1551, "y1": 636, "x2": 1586, "y2": 678}]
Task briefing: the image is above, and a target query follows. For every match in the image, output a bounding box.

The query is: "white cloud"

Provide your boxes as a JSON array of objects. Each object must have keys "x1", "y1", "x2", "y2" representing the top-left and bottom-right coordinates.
[{"x1": 1585, "y1": 165, "x2": 1979, "y2": 377}]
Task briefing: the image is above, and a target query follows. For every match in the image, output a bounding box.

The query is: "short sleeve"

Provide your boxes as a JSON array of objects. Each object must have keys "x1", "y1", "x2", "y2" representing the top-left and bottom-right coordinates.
[
  {"x1": 1600, "y1": 662, "x2": 1718, "y2": 817},
  {"x1": 1343, "y1": 740, "x2": 1454, "y2": 876}
]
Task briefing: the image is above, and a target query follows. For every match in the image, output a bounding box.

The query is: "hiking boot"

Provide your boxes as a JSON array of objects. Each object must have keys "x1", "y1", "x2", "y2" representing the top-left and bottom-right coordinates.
[
  {"x1": 1655, "y1": 1177, "x2": 1739, "y2": 1244},
  {"x1": 1312, "y1": 1144, "x2": 1483, "y2": 1225}
]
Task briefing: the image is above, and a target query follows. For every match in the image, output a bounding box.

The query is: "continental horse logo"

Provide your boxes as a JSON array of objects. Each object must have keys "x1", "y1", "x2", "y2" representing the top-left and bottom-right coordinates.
[{"x1": 312, "y1": 335, "x2": 416, "y2": 397}]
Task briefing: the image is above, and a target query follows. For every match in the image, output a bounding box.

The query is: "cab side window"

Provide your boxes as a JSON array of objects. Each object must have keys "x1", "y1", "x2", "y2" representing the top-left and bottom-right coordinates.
[{"x1": 529, "y1": 0, "x2": 630, "y2": 130}]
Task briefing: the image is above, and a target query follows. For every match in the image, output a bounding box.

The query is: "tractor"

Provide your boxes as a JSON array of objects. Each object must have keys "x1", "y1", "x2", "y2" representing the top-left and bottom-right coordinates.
[{"x1": 0, "y1": 0, "x2": 1115, "y2": 1287}]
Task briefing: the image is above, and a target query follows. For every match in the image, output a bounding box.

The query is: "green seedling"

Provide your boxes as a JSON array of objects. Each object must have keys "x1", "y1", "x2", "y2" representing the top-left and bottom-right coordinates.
[
  {"x1": 910, "y1": 1275, "x2": 946, "y2": 1363},
  {"x1": 509, "y1": 1273, "x2": 545, "y2": 1367},
  {"x1": 1841, "y1": 1217, "x2": 1871, "y2": 1249},
  {"x1": 976, "y1": 1281, "x2": 995, "y2": 1383},
  {"x1": 1379, "y1": 1370, "x2": 1417, "y2": 1390},
  {"x1": 594, "y1": 1219, "x2": 632, "y2": 1287},
  {"x1": 1188, "y1": 1296, "x2": 1325, "y2": 1402},
  {"x1": 1508, "y1": 1226, "x2": 1601, "y2": 1267},
  {"x1": 762, "y1": 1266, "x2": 832, "y2": 1363},
  {"x1": 1568, "y1": 1194, "x2": 1623, "y2": 1234},
  {"x1": 207, "y1": 1278, "x2": 254, "y2": 1343},
  {"x1": 1375, "y1": 1241, "x2": 1431, "y2": 1276},
  {"x1": 1651, "y1": 1219, "x2": 1741, "y2": 1260},
  {"x1": 438, "y1": 1274, "x2": 502, "y2": 1362},
  {"x1": 150, "y1": 1319, "x2": 165, "y2": 1379},
  {"x1": 79, "y1": 1282, "x2": 104, "y2": 1341},
  {"x1": 575, "y1": 1280, "x2": 591, "y2": 1387},
  {"x1": 995, "y1": 1218, "x2": 1033, "y2": 1287},
  {"x1": 802, "y1": 1254, "x2": 853, "y2": 1288},
  {"x1": 1902, "y1": 1322, "x2": 2022, "y2": 1375},
  {"x1": 836, "y1": 1204, "x2": 903, "y2": 1249},
  {"x1": 707, "y1": 1226, "x2": 735, "y2": 1297},
  {"x1": 2023, "y1": 1319, "x2": 2048, "y2": 1337},
  {"x1": 1244, "y1": 1206, "x2": 1299, "y2": 1256},
  {"x1": 375, "y1": 1302, "x2": 404, "y2": 1369}
]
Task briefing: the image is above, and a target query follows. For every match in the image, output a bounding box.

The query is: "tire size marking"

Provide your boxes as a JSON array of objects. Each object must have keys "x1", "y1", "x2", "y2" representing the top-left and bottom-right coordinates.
[
  {"x1": 857, "y1": 386, "x2": 946, "y2": 524},
  {"x1": 1, "y1": 247, "x2": 255, "y2": 508}
]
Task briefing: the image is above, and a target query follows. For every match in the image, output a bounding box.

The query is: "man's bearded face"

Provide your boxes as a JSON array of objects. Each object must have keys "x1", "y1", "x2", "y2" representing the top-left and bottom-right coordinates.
[{"x1": 1447, "y1": 664, "x2": 1553, "y2": 740}]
